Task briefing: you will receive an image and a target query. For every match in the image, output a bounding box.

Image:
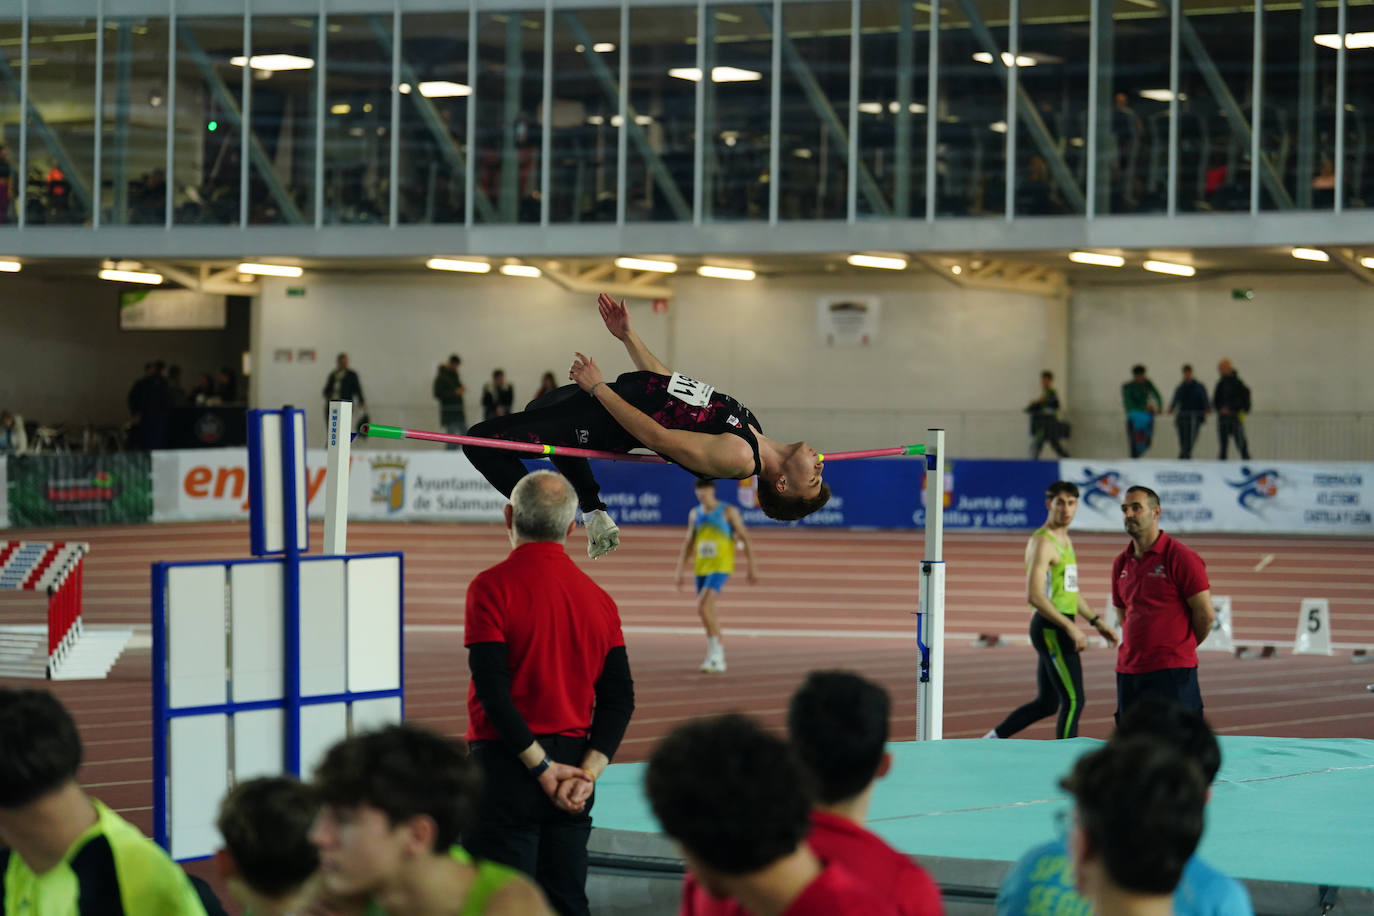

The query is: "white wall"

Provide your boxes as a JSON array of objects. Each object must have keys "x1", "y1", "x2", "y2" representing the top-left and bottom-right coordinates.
[{"x1": 253, "y1": 271, "x2": 1062, "y2": 453}]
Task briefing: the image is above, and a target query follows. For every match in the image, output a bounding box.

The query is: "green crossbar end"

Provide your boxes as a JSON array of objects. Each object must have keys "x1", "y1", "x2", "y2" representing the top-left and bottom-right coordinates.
[
  {"x1": 903, "y1": 444, "x2": 926, "y2": 456},
  {"x1": 365, "y1": 424, "x2": 405, "y2": 440}
]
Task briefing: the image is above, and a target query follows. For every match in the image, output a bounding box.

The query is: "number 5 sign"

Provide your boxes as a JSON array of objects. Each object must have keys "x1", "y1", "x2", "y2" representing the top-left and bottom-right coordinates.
[{"x1": 1293, "y1": 598, "x2": 1334, "y2": 656}]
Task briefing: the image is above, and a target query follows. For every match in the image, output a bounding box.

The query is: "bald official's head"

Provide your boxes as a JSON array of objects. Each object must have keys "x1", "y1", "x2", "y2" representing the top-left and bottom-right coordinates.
[{"x1": 509, "y1": 471, "x2": 578, "y2": 544}]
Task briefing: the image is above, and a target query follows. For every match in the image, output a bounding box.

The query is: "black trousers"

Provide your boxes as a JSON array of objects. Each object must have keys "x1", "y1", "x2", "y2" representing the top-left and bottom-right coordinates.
[
  {"x1": 465, "y1": 384, "x2": 631, "y2": 513},
  {"x1": 1217, "y1": 415, "x2": 1250, "y2": 460},
  {"x1": 994, "y1": 615, "x2": 1085, "y2": 739},
  {"x1": 1116, "y1": 667, "x2": 1203, "y2": 722},
  {"x1": 1175, "y1": 413, "x2": 1204, "y2": 459},
  {"x1": 466, "y1": 735, "x2": 596, "y2": 916}
]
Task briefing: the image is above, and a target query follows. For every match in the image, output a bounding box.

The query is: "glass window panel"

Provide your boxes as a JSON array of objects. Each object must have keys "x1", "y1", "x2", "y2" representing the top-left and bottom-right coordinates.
[
  {"x1": 101, "y1": 16, "x2": 169, "y2": 226},
  {"x1": 1177, "y1": 3, "x2": 1254, "y2": 213},
  {"x1": 937, "y1": 2, "x2": 1007, "y2": 217},
  {"x1": 703, "y1": 3, "x2": 771, "y2": 222},
  {"x1": 474, "y1": 10, "x2": 545, "y2": 224},
  {"x1": 23, "y1": 18, "x2": 99, "y2": 226},
  {"x1": 778, "y1": 1, "x2": 849, "y2": 220},
  {"x1": 246, "y1": 15, "x2": 318, "y2": 226},
  {"x1": 548, "y1": 9, "x2": 620, "y2": 224},
  {"x1": 174, "y1": 18, "x2": 243, "y2": 225},
  {"x1": 1018, "y1": 3, "x2": 1089, "y2": 216},
  {"x1": 1111, "y1": 0, "x2": 1171, "y2": 214},
  {"x1": 626, "y1": 4, "x2": 695, "y2": 223},
  {"x1": 324, "y1": 15, "x2": 392, "y2": 225},
  {"x1": 1264, "y1": 4, "x2": 1339, "y2": 211},
  {"x1": 857, "y1": 0, "x2": 929, "y2": 219},
  {"x1": 1345, "y1": 2, "x2": 1374, "y2": 209},
  {"x1": 0, "y1": 19, "x2": 23, "y2": 224},
  {"x1": 397, "y1": 11, "x2": 469, "y2": 225}
]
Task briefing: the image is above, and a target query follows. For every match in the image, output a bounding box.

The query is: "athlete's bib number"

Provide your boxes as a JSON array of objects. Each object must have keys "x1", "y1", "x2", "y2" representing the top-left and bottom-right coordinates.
[
  {"x1": 696, "y1": 540, "x2": 719, "y2": 559},
  {"x1": 668, "y1": 372, "x2": 716, "y2": 408},
  {"x1": 1063, "y1": 563, "x2": 1079, "y2": 593}
]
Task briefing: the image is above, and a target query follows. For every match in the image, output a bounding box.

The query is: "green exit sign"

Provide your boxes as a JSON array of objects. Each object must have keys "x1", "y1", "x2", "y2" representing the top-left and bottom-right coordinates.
[{"x1": 287, "y1": 287, "x2": 306, "y2": 297}]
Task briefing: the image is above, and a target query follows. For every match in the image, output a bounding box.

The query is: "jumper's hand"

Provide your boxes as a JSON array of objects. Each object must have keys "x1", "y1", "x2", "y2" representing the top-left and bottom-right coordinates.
[
  {"x1": 598, "y1": 293, "x2": 631, "y2": 341},
  {"x1": 1093, "y1": 618, "x2": 1120, "y2": 647},
  {"x1": 570, "y1": 353, "x2": 604, "y2": 392}
]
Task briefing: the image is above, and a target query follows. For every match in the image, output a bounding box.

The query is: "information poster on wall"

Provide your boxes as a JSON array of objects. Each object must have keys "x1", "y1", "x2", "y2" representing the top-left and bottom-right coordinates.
[{"x1": 816, "y1": 296, "x2": 880, "y2": 347}]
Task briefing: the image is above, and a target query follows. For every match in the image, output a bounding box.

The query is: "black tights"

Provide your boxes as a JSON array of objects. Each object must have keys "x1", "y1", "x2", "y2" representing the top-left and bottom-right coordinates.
[
  {"x1": 465, "y1": 384, "x2": 635, "y2": 513},
  {"x1": 993, "y1": 614, "x2": 1085, "y2": 739}
]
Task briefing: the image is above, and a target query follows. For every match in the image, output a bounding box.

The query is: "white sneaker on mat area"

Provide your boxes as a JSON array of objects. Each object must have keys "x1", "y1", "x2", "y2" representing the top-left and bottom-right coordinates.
[
  {"x1": 699, "y1": 652, "x2": 727, "y2": 674},
  {"x1": 584, "y1": 509, "x2": 620, "y2": 559}
]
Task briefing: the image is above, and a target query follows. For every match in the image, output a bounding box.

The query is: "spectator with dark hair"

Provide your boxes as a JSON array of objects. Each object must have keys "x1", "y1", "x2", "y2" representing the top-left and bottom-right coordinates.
[
  {"x1": 647, "y1": 714, "x2": 899, "y2": 916},
  {"x1": 482, "y1": 369, "x2": 515, "y2": 422},
  {"x1": 997, "y1": 697, "x2": 1252, "y2": 916},
  {"x1": 1213, "y1": 359, "x2": 1251, "y2": 460},
  {"x1": 215, "y1": 366, "x2": 239, "y2": 403},
  {"x1": 0, "y1": 688, "x2": 215, "y2": 915},
  {"x1": 1025, "y1": 370, "x2": 1069, "y2": 459},
  {"x1": 1113, "y1": 487, "x2": 1216, "y2": 718},
  {"x1": 433, "y1": 354, "x2": 468, "y2": 450},
  {"x1": 216, "y1": 777, "x2": 321, "y2": 916},
  {"x1": 1168, "y1": 365, "x2": 1210, "y2": 460},
  {"x1": 166, "y1": 365, "x2": 189, "y2": 408},
  {"x1": 310, "y1": 723, "x2": 551, "y2": 915},
  {"x1": 1061, "y1": 738, "x2": 1208, "y2": 916},
  {"x1": 534, "y1": 371, "x2": 558, "y2": 401},
  {"x1": 1121, "y1": 365, "x2": 1162, "y2": 459},
  {"x1": 322, "y1": 353, "x2": 365, "y2": 431},
  {"x1": 464, "y1": 470, "x2": 635, "y2": 916},
  {"x1": 0, "y1": 409, "x2": 27, "y2": 454},
  {"x1": 191, "y1": 373, "x2": 217, "y2": 406}
]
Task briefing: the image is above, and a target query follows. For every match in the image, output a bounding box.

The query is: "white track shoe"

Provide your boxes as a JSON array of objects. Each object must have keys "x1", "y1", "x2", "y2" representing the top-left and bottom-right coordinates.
[
  {"x1": 584, "y1": 509, "x2": 621, "y2": 559},
  {"x1": 699, "y1": 651, "x2": 727, "y2": 674}
]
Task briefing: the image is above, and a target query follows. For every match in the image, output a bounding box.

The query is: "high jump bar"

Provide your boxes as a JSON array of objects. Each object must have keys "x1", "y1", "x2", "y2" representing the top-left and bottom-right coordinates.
[{"x1": 358, "y1": 423, "x2": 925, "y2": 464}]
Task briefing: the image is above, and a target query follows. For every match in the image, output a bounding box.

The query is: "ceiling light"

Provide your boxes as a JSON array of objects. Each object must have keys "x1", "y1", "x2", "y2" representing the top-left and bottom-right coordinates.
[
  {"x1": 500, "y1": 264, "x2": 542, "y2": 278},
  {"x1": 990, "y1": 121, "x2": 1008, "y2": 133},
  {"x1": 399, "y1": 82, "x2": 412, "y2": 94},
  {"x1": 1314, "y1": 32, "x2": 1374, "y2": 50},
  {"x1": 100, "y1": 268, "x2": 163, "y2": 284},
  {"x1": 697, "y1": 265, "x2": 756, "y2": 281},
  {"x1": 892, "y1": 101, "x2": 927, "y2": 114},
  {"x1": 427, "y1": 258, "x2": 491, "y2": 273},
  {"x1": 857, "y1": 102, "x2": 884, "y2": 115},
  {"x1": 972, "y1": 51, "x2": 1037, "y2": 68},
  {"x1": 1142, "y1": 260, "x2": 1196, "y2": 277},
  {"x1": 615, "y1": 257, "x2": 677, "y2": 273},
  {"x1": 1139, "y1": 89, "x2": 1186, "y2": 103},
  {"x1": 593, "y1": 42, "x2": 616, "y2": 53},
  {"x1": 668, "y1": 66, "x2": 763, "y2": 83},
  {"x1": 418, "y1": 81, "x2": 471, "y2": 98},
  {"x1": 1068, "y1": 251, "x2": 1125, "y2": 267},
  {"x1": 792, "y1": 148, "x2": 813, "y2": 159},
  {"x1": 0, "y1": 259, "x2": 20, "y2": 273},
  {"x1": 230, "y1": 54, "x2": 315, "y2": 71},
  {"x1": 238, "y1": 262, "x2": 304, "y2": 278},
  {"x1": 330, "y1": 103, "x2": 351, "y2": 115},
  {"x1": 847, "y1": 254, "x2": 907, "y2": 270},
  {"x1": 1360, "y1": 257, "x2": 1374, "y2": 270},
  {"x1": 951, "y1": 265, "x2": 963, "y2": 275},
  {"x1": 587, "y1": 115, "x2": 605, "y2": 126},
  {"x1": 1291, "y1": 247, "x2": 1329, "y2": 262}
]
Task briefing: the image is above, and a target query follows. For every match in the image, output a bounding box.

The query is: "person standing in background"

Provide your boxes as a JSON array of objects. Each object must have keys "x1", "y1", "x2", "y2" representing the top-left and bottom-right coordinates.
[
  {"x1": 1026, "y1": 370, "x2": 1069, "y2": 459},
  {"x1": 433, "y1": 354, "x2": 468, "y2": 450},
  {"x1": 1168, "y1": 365, "x2": 1210, "y2": 460},
  {"x1": 1213, "y1": 359, "x2": 1251, "y2": 460},
  {"x1": 1121, "y1": 365, "x2": 1162, "y2": 459},
  {"x1": 483, "y1": 369, "x2": 515, "y2": 421},
  {"x1": 535, "y1": 370, "x2": 558, "y2": 401},
  {"x1": 673, "y1": 479, "x2": 758, "y2": 674},
  {"x1": 322, "y1": 352, "x2": 365, "y2": 431}
]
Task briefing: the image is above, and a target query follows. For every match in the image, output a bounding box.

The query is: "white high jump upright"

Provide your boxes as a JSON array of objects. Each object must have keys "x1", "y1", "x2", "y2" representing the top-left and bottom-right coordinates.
[
  {"x1": 324, "y1": 399, "x2": 353, "y2": 554},
  {"x1": 916, "y1": 428, "x2": 946, "y2": 741}
]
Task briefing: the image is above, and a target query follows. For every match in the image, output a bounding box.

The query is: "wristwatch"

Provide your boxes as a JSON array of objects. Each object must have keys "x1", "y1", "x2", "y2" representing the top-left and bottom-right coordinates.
[{"x1": 528, "y1": 755, "x2": 552, "y2": 778}]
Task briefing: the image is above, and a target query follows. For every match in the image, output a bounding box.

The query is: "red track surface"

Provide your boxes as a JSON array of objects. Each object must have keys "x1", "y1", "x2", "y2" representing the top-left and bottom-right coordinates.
[{"x1": 3, "y1": 520, "x2": 1372, "y2": 909}]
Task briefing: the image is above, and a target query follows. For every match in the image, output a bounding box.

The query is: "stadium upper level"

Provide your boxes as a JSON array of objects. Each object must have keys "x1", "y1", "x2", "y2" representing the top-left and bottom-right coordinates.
[{"x1": 0, "y1": 0, "x2": 1369, "y2": 260}]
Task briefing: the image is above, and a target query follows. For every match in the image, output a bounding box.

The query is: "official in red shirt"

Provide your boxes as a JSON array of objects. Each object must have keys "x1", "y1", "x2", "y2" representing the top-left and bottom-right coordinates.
[
  {"x1": 1110, "y1": 485, "x2": 1216, "y2": 718},
  {"x1": 649, "y1": 714, "x2": 899, "y2": 916},
  {"x1": 464, "y1": 470, "x2": 635, "y2": 916}
]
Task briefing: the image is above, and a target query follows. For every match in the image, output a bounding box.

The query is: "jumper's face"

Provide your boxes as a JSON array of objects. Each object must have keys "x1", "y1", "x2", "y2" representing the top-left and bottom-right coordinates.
[
  {"x1": 778, "y1": 442, "x2": 823, "y2": 499},
  {"x1": 1048, "y1": 493, "x2": 1079, "y2": 527}
]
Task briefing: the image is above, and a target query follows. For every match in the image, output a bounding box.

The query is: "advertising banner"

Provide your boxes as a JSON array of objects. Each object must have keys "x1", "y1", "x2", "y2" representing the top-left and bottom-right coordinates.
[
  {"x1": 1059, "y1": 460, "x2": 1374, "y2": 535},
  {"x1": 6, "y1": 454, "x2": 153, "y2": 527},
  {"x1": 346, "y1": 450, "x2": 506, "y2": 522},
  {"x1": 153, "y1": 449, "x2": 331, "y2": 522},
  {"x1": 0, "y1": 457, "x2": 8, "y2": 528}
]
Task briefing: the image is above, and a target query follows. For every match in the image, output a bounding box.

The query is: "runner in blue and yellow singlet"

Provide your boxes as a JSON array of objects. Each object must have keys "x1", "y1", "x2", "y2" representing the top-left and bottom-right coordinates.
[
  {"x1": 674, "y1": 479, "x2": 758, "y2": 674},
  {"x1": 984, "y1": 481, "x2": 1118, "y2": 739}
]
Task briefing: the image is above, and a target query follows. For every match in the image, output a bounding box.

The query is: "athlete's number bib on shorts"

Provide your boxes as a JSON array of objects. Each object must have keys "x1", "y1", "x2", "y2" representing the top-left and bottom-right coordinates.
[
  {"x1": 696, "y1": 540, "x2": 719, "y2": 559},
  {"x1": 1063, "y1": 563, "x2": 1079, "y2": 593},
  {"x1": 668, "y1": 372, "x2": 716, "y2": 408}
]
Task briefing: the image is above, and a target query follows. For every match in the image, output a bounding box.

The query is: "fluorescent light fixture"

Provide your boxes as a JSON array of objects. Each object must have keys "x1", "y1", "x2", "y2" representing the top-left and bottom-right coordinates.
[
  {"x1": 230, "y1": 54, "x2": 315, "y2": 71},
  {"x1": 238, "y1": 262, "x2": 304, "y2": 278},
  {"x1": 593, "y1": 42, "x2": 616, "y2": 53},
  {"x1": 1314, "y1": 32, "x2": 1374, "y2": 50},
  {"x1": 1291, "y1": 247, "x2": 1329, "y2": 262},
  {"x1": 615, "y1": 257, "x2": 678, "y2": 273},
  {"x1": 1143, "y1": 259, "x2": 1196, "y2": 277},
  {"x1": 587, "y1": 115, "x2": 605, "y2": 126},
  {"x1": 847, "y1": 254, "x2": 907, "y2": 270},
  {"x1": 418, "y1": 81, "x2": 471, "y2": 98},
  {"x1": 857, "y1": 102, "x2": 884, "y2": 115},
  {"x1": 990, "y1": 121, "x2": 1008, "y2": 133},
  {"x1": 972, "y1": 51, "x2": 1037, "y2": 67},
  {"x1": 99, "y1": 268, "x2": 163, "y2": 284},
  {"x1": 1139, "y1": 89, "x2": 1186, "y2": 103},
  {"x1": 857, "y1": 101, "x2": 928, "y2": 115},
  {"x1": 0, "y1": 259, "x2": 20, "y2": 273},
  {"x1": 330, "y1": 103, "x2": 351, "y2": 115},
  {"x1": 792, "y1": 148, "x2": 814, "y2": 159},
  {"x1": 668, "y1": 66, "x2": 763, "y2": 83},
  {"x1": 697, "y1": 265, "x2": 756, "y2": 281},
  {"x1": 500, "y1": 264, "x2": 542, "y2": 278},
  {"x1": 1361, "y1": 257, "x2": 1374, "y2": 270},
  {"x1": 1068, "y1": 251, "x2": 1126, "y2": 267},
  {"x1": 427, "y1": 258, "x2": 491, "y2": 273}
]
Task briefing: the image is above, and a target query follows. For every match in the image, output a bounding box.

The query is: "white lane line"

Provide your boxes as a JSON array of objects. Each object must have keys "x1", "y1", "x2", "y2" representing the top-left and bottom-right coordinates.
[{"x1": 1253, "y1": 552, "x2": 1276, "y2": 572}]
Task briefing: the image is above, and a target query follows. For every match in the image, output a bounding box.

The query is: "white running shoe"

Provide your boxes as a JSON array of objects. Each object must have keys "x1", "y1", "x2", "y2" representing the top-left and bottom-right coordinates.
[
  {"x1": 699, "y1": 652, "x2": 727, "y2": 674},
  {"x1": 584, "y1": 509, "x2": 620, "y2": 559}
]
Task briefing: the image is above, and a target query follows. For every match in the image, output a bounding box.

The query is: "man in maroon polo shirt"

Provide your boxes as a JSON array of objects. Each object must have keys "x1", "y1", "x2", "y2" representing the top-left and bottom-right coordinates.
[
  {"x1": 1111, "y1": 485, "x2": 1217, "y2": 717},
  {"x1": 464, "y1": 470, "x2": 636, "y2": 916}
]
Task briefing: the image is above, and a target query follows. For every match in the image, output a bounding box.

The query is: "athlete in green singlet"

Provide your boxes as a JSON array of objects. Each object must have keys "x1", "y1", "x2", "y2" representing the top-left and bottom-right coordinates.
[{"x1": 984, "y1": 481, "x2": 1118, "y2": 739}]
